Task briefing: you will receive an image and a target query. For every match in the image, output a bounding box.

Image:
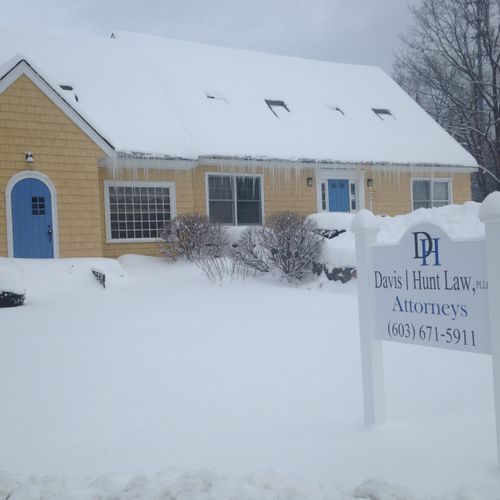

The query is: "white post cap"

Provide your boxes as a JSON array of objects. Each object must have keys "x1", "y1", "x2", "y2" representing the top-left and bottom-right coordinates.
[
  {"x1": 351, "y1": 209, "x2": 380, "y2": 235},
  {"x1": 479, "y1": 191, "x2": 500, "y2": 223}
]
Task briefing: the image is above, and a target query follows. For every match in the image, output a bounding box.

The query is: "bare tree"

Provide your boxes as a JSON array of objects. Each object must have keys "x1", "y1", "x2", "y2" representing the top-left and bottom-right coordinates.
[{"x1": 394, "y1": 0, "x2": 500, "y2": 200}]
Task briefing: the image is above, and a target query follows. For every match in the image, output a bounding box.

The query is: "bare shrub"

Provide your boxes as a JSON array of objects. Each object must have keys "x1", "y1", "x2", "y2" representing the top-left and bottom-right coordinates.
[
  {"x1": 232, "y1": 227, "x2": 270, "y2": 273},
  {"x1": 195, "y1": 255, "x2": 256, "y2": 283},
  {"x1": 160, "y1": 214, "x2": 228, "y2": 261},
  {"x1": 234, "y1": 212, "x2": 323, "y2": 282}
]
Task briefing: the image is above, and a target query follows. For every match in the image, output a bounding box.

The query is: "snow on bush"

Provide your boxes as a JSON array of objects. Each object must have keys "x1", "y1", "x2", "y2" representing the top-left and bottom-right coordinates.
[
  {"x1": 309, "y1": 202, "x2": 485, "y2": 271},
  {"x1": 234, "y1": 212, "x2": 323, "y2": 282},
  {"x1": 160, "y1": 214, "x2": 228, "y2": 261}
]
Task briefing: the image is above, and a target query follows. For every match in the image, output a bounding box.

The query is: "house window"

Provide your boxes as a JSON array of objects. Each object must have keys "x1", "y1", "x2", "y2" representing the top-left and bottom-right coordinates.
[
  {"x1": 32, "y1": 196, "x2": 46, "y2": 215},
  {"x1": 412, "y1": 179, "x2": 451, "y2": 209},
  {"x1": 321, "y1": 182, "x2": 326, "y2": 210},
  {"x1": 105, "y1": 181, "x2": 175, "y2": 241},
  {"x1": 207, "y1": 174, "x2": 262, "y2": 225},
  {"x1": 350, "y1": 182, "x2": 357, "y2": 211}
]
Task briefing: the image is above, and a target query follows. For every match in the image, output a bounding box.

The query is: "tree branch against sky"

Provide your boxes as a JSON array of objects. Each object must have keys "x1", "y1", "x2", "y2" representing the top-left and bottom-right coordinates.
[{"x1": 394, "y1": 0, "x2": 500, "y2": 200}]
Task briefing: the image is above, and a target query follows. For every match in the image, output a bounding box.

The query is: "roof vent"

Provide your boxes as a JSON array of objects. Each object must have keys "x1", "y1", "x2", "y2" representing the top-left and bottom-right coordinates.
[
  {"x1": 327, "y1": 105, "x2": 345, "y2": 116},
  {"x1": 205, "y1": 92, "x2": 229, "y2": 104},
  {"x1": 59, "y1": 84, "x2": 79, "y2": 103},
  {"x1": 372, "y1": 108, "x2": 394, "y2": 120},
  {"x1": 265, "y1": 99, "x2": 290, "y2": 118}
]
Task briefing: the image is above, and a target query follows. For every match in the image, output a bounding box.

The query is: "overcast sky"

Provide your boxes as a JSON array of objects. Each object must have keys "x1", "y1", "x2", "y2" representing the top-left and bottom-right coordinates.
[{"x1": 0, "y1": 0, "x2": 420, "y2": 73}]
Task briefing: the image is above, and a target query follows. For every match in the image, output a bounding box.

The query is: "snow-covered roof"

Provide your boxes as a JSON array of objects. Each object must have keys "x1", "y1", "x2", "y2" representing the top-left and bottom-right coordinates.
[{"x1": 0, "y1": 26, "x2": 478, "y2": 168}]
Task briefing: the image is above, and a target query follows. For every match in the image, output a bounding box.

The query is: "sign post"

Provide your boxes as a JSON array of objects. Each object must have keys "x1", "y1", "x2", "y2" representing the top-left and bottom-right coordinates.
[
  {"x1": 479, "y1": 193, "x2": 500, "y2": 465},
  {"x1": 352, "y1": 211, "x2": 385, "y2": 426},
  {"x1": 353, "y1": 192, "x2": 500, "y2": 465}
]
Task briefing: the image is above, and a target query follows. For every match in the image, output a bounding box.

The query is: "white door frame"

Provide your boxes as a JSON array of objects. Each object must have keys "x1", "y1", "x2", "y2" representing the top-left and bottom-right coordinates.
[{"x1": 316, "y1": 168, "x2": 365, "y2": 212}]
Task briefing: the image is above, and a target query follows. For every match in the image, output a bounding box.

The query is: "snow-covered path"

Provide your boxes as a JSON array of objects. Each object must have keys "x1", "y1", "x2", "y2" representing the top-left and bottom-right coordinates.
[{"x1": 0, "y1": 256, "x2": 498, "y2": 498}]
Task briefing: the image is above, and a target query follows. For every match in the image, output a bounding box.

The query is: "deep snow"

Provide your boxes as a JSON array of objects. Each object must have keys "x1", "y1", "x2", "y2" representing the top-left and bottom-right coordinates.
[{"x1": 0, "y1": 253, "x2": 499, "y2": 499}]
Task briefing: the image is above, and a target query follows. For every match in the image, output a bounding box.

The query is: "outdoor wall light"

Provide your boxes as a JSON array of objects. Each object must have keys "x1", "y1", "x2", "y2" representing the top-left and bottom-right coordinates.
[
  {"x1": 306, "y1": 177, "x2": 313, "y2": 187},
  {"x1": 367, "y1": 178, "x2": 374, "y2": 188},
  {"x1": 25, "y1": 152, "x2": 34, "y2": 163}
]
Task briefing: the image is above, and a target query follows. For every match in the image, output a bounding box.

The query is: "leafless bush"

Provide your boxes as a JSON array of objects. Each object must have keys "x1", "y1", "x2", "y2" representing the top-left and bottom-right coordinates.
[
  {"x1": 231, "y1": 227, "x2": 270, "y2": 273},
  {"x1": 195, "y1": 255, "x2": 256, "y2": 283},
  {"x1": 160, "y1": 214, "x2": 228, "y2": 261},
  {"x1": 233, "y1": 212, "x2": 323, "y2": 282}
]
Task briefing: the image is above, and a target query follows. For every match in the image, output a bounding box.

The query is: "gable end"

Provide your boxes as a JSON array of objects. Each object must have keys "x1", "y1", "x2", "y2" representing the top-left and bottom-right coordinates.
[{"x1": 0, "y1": 58, "x2": 114, "y2": 157}]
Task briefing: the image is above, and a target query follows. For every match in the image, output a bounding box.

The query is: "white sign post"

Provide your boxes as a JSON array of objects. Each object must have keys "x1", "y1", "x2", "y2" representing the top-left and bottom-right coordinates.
[
  {"x1": 479, "y1": 193, "x2": 500, "y2": 466},
  {"x1": 353, "y1": 193, "x2": 500, "y2": 465},
  {"x1": 352, "y1": 211, "x2": 385, "y2": 426}
]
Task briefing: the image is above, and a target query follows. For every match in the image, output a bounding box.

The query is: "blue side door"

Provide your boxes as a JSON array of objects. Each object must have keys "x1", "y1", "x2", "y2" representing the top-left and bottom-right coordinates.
[
  {"x1": 12, "y1": 178, "x2": 54, "y2": 258},
  {"x1": 328, "y1": 179, "x2": 350, "y2": 212}
]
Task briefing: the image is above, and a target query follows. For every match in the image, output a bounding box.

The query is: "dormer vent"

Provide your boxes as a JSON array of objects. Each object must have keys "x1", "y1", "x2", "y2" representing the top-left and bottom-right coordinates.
[
  {"x1": 372, "y1": 108, "x2": 394, "y2": 120},
  {"x1": 205, "y1": 92, "x2": 229, "y2": 104},
  {"x1": 265, "y1": 99, "x2": 290, "y2": 118},
  {"x1": 59, "y1": 84, "x2": 79, "y2": 103},
  {"x1": 327, "y1": 105, "x2": 345, "y2": 115}
]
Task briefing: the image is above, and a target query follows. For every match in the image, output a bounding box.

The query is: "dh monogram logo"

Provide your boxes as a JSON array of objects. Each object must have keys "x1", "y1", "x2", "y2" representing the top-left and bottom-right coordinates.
[{"x1": 413, "y1": 231, "x2": 441, "y2": 266}]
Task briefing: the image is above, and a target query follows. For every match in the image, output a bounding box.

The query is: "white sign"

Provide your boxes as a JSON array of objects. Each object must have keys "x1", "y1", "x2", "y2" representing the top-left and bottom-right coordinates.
[
  {"x1": 371, "y1": 224, "x2": 490, "y2": 354},
  {"x1": 353, "y1": 199, "x2": 500, "y2": 466}
]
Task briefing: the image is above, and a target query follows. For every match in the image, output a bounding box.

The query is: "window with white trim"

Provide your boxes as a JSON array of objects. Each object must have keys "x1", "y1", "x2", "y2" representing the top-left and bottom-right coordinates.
[
  {"x1": 207, "y1": 174, "x2": 262, "y2": 225},
  {"x1": 412, "y1": 179, "x2": 451, "y2": 209},
  {"x1": 105, "y1": 182, "x2": 174, "y2": 241}
]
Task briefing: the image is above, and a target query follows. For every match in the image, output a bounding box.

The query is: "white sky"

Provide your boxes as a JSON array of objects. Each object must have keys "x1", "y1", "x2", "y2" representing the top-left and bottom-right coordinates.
[{"x1": 0, "y1": 0, "x2": 419, "y2": 72}]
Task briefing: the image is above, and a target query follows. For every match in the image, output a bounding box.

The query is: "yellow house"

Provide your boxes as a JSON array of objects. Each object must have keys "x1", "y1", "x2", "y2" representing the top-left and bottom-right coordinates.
[{"x1": 0, "y1": 28, "x2": 477, "y2": 258}]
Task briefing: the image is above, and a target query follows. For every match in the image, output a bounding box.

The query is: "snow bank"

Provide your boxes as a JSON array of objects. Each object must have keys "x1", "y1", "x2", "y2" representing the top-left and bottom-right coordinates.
[
  {"x1": 12, "y1": 258, "x2": 127, "y2": 299},
  {"x1": 0, "y1": 258, "x2": 25, "y2": 295},
  {"x1": 310, "y1": 202, "x2": 484, "y2": 269},
  {"x1": 1, "y1": 255, "x2": 498, "y2": 498},
  {"x1": 0, "y1": 469, "x2": 432, "y2": 500}
]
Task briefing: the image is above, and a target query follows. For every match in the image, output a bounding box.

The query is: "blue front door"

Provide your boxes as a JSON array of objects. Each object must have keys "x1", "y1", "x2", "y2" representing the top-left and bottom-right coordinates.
[
  {"x1": 12, "y1": 178, "x2": 54, "y2": 258},
  {"x1": 328, "y1": 179, "x2": 350, "y2": 212}
]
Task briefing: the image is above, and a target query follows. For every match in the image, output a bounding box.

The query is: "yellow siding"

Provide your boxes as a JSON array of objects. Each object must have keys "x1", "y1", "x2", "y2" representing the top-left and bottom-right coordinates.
[
  {"x1": 100, "y1": 164, "x2": 316, "y2": 257},
  {"x1": 0, "y1": 74, "x2": 473, "y2": 260},
  {"x1": 0, "y1": 75, "x2": 107, "y2": 257},
  {"x1": 99, "y1": 165, "x2": 472, "y2": 258},
  {"x1": 451, "y1": 173, "x2": 472, "y2": 205},
  {"x1": 364, "y1": 169, "x2": 472, "y2": 216}
]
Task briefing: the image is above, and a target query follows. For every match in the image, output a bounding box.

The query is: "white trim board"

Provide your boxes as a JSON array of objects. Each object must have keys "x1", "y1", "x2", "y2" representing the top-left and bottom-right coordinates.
[{"x1": 5, "y1": 170, "x2": 60, "y2": 258}]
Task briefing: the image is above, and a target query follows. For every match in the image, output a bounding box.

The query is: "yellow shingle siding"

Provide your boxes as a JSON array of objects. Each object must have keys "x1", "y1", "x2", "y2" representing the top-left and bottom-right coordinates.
[
  {"x1": 100, "y1": 164, "x2": 317, "y2": 258},
  {"x1": 0, "y1": 75, "x2": 107, "y2": 257},
  {"x1": 364, "y1": 169, "x2": 472, "y2": 216},
  {"x1": 1, "y1": 75, "x2": 473, "y2": 259}
]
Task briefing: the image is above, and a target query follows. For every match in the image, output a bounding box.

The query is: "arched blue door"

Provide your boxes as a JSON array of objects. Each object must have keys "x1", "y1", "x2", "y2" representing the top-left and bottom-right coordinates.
[
  {"x1": 328, "y1": 179, "x2": 350, "y2": 212},
  {"x1": 11, "y1": 178, "x2": 54, "y2": 258}
]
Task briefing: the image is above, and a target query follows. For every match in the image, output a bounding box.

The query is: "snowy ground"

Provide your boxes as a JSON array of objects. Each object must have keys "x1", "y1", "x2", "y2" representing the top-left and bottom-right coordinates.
[{"x1": 1, "y1": 255, "x2": 499, "y2": 499}]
